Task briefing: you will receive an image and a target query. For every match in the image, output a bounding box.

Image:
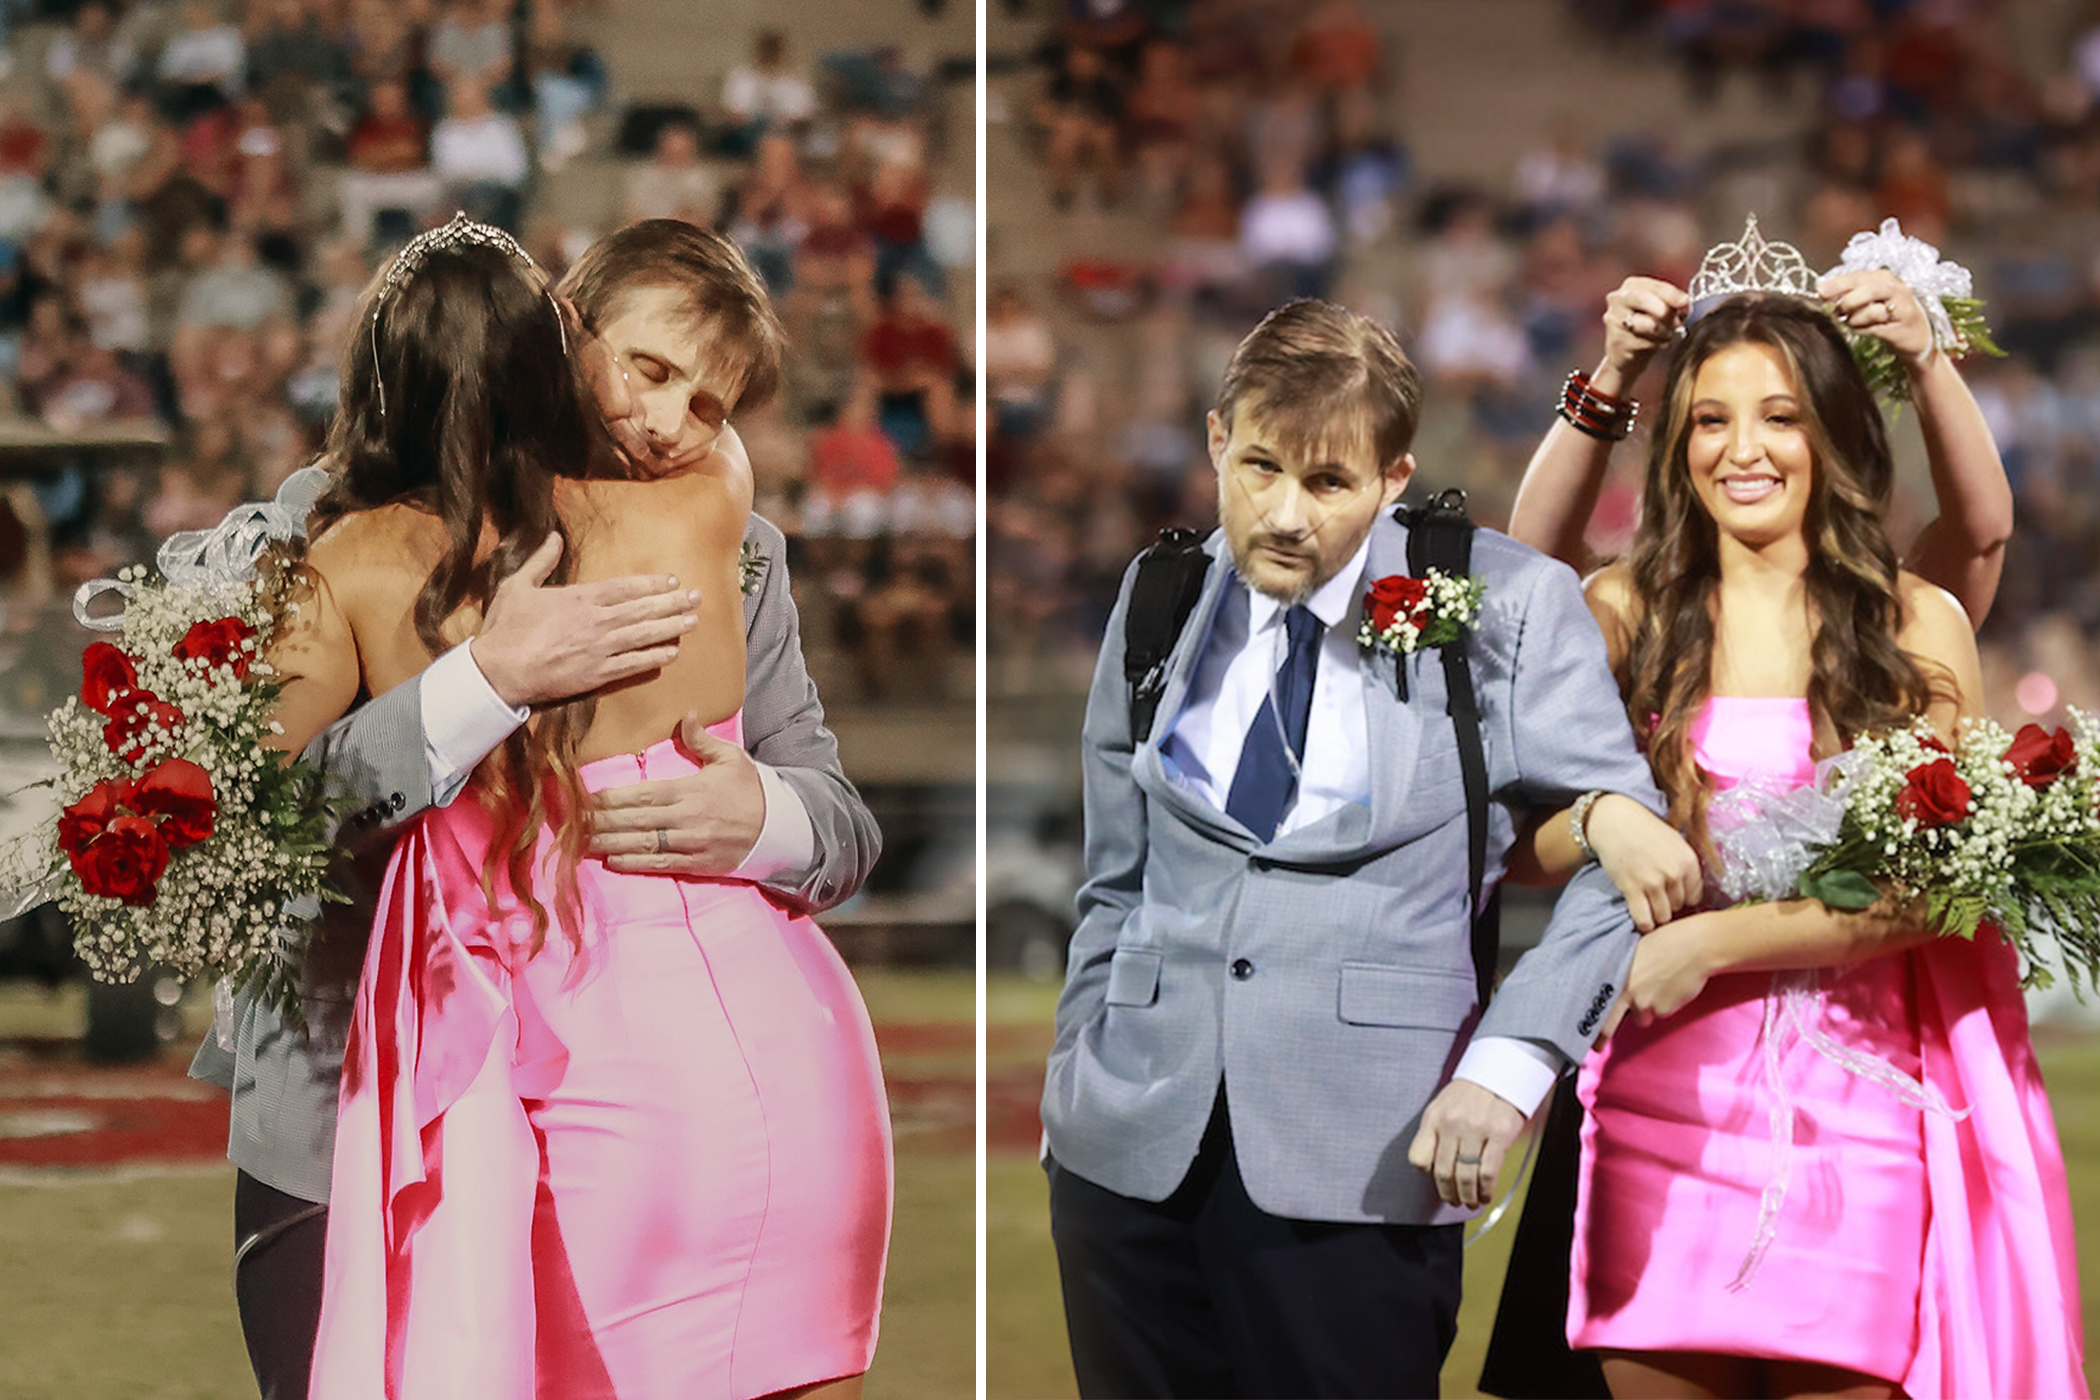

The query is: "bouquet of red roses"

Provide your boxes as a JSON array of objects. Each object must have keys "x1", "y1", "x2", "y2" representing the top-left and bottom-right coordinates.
[
  {"x1": 1719, "y1": 713, "x2": 2100, "y2": 993},
  {"x1": 1, "y1": 561, "x2": 342, "y2": 1018}
]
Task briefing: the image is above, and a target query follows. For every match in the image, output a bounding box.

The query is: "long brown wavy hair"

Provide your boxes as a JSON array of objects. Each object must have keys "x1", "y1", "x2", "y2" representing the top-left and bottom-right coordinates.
[
  {"x1": 1621, "y1": 293, "x2": 1940, "y2": 857},
  {"x1": 304, "y1": 241, "x2": 625, "y2": 953}
]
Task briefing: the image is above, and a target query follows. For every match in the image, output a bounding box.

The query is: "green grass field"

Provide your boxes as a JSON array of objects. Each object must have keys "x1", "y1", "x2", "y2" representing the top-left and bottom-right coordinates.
[
  {"x1": 987, "y1": 974, "x2": 2100, "y2": 1400},
  {"x1": 0, "y1": 967, "x2": 976, "y2": 1400}
]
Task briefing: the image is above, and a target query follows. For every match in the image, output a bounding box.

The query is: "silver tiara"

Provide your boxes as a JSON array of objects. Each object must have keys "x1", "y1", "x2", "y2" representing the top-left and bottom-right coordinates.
[
  {"x1": 369, "y1": 211, "x2": 562, "y2": 419},
  {"x1": 378, "y1": 210, "x2": 537, "y2": 304},
  {"x1": 1687, "y1": 215, "x2": 1820, "y2": 307}
]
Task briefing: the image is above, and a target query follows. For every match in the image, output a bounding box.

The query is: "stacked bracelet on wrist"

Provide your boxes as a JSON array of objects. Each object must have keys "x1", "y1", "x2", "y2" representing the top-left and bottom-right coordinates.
[{"x1": 1558, "y1": 368, "x2": 1638, "y2": 442}]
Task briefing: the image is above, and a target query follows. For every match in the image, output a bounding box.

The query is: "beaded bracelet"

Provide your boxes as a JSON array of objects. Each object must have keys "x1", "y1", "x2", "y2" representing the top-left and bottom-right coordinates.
[
  {"x1": 1569, "y1": 789, "x2": 1605, "y2": 865},
  {"x1": 1558, "y1": 368, "x2": 1639, "y2": 442}
]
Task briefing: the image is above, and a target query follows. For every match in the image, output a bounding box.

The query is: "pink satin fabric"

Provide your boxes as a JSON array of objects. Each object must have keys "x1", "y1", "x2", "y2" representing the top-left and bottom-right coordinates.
[
  {"x1": 312, "y1": 719, "x2": 893, "y2": 1399},
  {"x1": 1570, "y1": 697, "x2": 2087, "y2": 1397}
]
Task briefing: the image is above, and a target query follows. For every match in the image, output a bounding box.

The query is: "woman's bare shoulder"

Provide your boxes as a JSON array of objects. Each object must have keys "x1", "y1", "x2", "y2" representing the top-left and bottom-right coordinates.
[
  {"x1": 1895, "y1": 570, "x2": 1974, "y2": 654},
  {"x1": 304, "y1": 503, "x2": 443, "y2": 600},
  {"x1": 1581, "y1": 560, "x2": 1640, "y2": 624},
  {"x1": 569, "y1": 467, "x2": 748, "y2": 547}
]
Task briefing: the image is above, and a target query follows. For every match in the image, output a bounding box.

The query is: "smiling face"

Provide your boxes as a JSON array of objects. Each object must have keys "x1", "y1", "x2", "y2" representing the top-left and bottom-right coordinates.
[
  {"x1": 1209, "y1": 399, "x2": 1411, "y2": 603},
  {"x1": 1682, "y1": 339, "x2": 1816, "y2": 551},
  {"x1": 592, "y1": 284, "x2": 747, "y2": 474}
]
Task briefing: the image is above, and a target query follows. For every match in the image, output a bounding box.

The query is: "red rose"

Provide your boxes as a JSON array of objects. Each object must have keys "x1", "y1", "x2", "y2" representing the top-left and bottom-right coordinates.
[
  {"x1": 1365, "y1": 575, "x2": 1429, "y2": 633},
  {"x1": 1895, "y1": 757, "x2": 1972, "y2": 828},
  {"x1": 79, "y1": 642, "x2": 139, "y2": 715},
  {"x1": 102, "y1": 692, "x2": 184, "y2": 763},
  {"x1": 57, "y1": 778, "x2": 131, "y2": 859},
  {"x1": 2004, "y1": 723, "x2": 2078, "y2": 789},
  {"x1": 172, "y1": 617, "x2": 257, "y2": 679},
  {"x1": 132, "y1": 758, "x2": 214, "y2": 848},
  {"x1": 71, "y1": 813, "x2": 169, "y2": 906}
]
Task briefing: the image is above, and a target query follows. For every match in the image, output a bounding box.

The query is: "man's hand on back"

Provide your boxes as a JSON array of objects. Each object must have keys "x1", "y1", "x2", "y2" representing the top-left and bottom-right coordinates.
[
  {"x1": 587, "y1": 708, "x2": 767, "y2": 876},
  {"x1": 471, "y1": 533, "x2": 699, "y2": 707}
]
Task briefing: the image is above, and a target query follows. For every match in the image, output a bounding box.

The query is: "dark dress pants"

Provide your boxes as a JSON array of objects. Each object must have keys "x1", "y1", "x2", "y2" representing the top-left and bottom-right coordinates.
[
  {"x1": 1048, "y1": 1091, "x2": 1462, "y2": 1399},
  {"x1": 233, "y1": 1170, "x2": 328, "y2": 1400}
]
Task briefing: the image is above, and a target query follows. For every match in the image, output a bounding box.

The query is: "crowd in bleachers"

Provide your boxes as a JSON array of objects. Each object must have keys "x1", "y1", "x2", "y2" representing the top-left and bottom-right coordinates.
[
  {"x1": 0, "y1": 0, "x2": 974, "y2": 707},
  {"x1": 988, "y1": 0, "x2": 2100, "y2": 717}
]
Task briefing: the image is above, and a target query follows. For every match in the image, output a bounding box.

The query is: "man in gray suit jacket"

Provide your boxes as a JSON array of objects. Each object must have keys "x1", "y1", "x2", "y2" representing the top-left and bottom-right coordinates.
[
  {"x1": 190, "y1": 222, "x2": 880, "y2": 1399},
  {"x1": 1041, "y1": 300, "x2": 1664, "y2": 1398}
]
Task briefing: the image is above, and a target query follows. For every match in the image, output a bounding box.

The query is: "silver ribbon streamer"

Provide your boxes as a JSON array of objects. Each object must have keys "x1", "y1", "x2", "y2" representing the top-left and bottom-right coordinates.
[
  {"x1": 1708, "y1": 766, "x2": 1966, "y2": 1290},
  {"x1": 1729, "y1": 968, "x2": 1966, "y2": 1291},
  {"x1": 1708, "y1": 755, "x2": 1859, "y2": 905},
  {"x1": 73, "y1": 465, "x2": 329, "y2": 632}
]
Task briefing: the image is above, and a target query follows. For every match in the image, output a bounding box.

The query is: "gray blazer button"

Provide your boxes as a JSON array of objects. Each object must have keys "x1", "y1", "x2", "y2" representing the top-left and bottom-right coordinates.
[{"x1": 1230, "y1": 958, "x2": 1254, "y2": 980}]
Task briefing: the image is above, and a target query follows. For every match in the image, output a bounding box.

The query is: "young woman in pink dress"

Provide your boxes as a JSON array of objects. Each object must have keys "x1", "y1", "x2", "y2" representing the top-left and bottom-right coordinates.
[
  {"x1": 264, "y1": 224, "x2": 891, "y2": 1399},
  {"x1": 1544, "y1": 288, "x2": 2085, "y2": 1399}
]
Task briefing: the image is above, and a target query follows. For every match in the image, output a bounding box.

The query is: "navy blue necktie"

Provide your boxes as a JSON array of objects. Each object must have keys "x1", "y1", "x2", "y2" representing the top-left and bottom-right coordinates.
[{"x1": 1225, "y1": 604, "x2": 1322, "y2": 842}]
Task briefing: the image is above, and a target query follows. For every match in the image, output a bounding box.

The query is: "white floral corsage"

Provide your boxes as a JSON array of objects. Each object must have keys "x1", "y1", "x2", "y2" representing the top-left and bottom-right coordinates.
[{"x1": 1827, "y1": 217, "x2": 2002, "y2": 405}]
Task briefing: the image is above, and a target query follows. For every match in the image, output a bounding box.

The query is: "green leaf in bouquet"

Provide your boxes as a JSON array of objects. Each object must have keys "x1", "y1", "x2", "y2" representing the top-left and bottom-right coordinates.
[
  {"x1": 1924, "y1": 887, "x2": 1988, "y2": 941},
  {"x1": 1842, "y1": 296, "x2": 2003, "y2": 416},
  {"x1": 1799, "y1": 867, "x2": 1881, "y2": 910},
  {"x1": 2012, "y1": 859, "x2": 2100, "y2": 999}
]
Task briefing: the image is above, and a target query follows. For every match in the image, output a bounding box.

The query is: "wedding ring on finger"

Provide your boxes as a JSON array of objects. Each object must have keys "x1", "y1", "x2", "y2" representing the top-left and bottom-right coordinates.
[
  {"x1": 1455, "y1": 1151, "x2": 1484, "y2": 1165},
  {"x1": 654, "y1": 828, "x2": 669, "y2": 854}
]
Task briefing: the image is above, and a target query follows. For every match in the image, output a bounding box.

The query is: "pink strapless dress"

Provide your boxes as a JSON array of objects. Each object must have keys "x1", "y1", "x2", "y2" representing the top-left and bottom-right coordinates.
[
  {"x1": 1570, "y1": 697, "x2": 2086, "y2": 1398},
  {"x1": 311, "y1": 718, "x2": 893, "y2": 1400}
]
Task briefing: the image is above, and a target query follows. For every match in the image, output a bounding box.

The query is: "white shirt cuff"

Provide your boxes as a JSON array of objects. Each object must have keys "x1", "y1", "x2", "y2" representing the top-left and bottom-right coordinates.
[
  {"x1": 732, "y1": 761, "x2": 815, "y2": 882},
  {"x1": 1452, "y1": 1036, "x2": 1565, "y2": 1119},
  {"x1": 423, "y1": 640, "x2": 529, "y2": 799}
]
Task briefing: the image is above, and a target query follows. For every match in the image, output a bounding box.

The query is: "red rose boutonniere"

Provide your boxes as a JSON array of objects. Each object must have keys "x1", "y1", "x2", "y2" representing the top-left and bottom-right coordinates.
[{"x1": 1357, "y1": 569, "x2": 1484, "y2": 658}]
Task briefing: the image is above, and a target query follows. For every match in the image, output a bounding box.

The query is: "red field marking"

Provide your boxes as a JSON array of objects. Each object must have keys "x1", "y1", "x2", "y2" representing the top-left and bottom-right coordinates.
[
  {"x1": 0, "y1": 1048, "x2": 229, "y2": 1168},
  {"x1": 874, "y1": 1022, "x2": 973, "y2": 1054},
  {"x1": 0, "y1": 1026, "x2": 990, "y2": 1168},
  {"x1": 988, "y1": 1063, "x2": 1046, "y2": 1153},
  {"x1": 883, "y1": 1074, "x2": 975, "y2": 1153},
  {"x1": 0, "y1": 1091, "x2": 228, "y2": 1167},
  {"x1": 878, "y1": 1022, "x2": 1052, "y2": 1055},
  {"x1": 987, "y1": 1024, "x2": 1051, "y2": 1053}
]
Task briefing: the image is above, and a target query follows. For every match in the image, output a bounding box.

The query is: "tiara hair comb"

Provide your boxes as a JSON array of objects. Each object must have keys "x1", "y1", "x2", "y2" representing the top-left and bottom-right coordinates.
[{"x1": 370, "y1": 211, "x2": 565, "y2": 419}]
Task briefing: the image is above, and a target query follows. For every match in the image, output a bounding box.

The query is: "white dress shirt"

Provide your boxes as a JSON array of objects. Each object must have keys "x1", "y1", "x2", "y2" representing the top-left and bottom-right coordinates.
[
  {"x1": 420, "y1": 641, "x2": 815, "y2": 882},
  {"x1": 1162, "y1": 538, "x2": 1373, "y2": 834},
  {"x1": 1162, "y1": 540, "x2": 1560, "y2": 1118}
]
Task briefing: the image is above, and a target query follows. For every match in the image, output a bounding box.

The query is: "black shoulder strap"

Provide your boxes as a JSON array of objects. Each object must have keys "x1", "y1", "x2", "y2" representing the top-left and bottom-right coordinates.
[
  {"x1": 1123, "y1": 527, "x2": 1212, "y2": 743},
  {"x1": 1400, "y1": 489, "x2": 1498, "y2": 1005}
]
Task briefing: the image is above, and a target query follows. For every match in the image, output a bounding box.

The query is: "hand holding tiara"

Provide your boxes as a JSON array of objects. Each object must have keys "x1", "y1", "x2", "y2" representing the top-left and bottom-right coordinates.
[
  {"x1": 1686, "y1": 214, "x2": 2001, "y2": 406},
  {"x1": 1600, "y1": 276, "x2": 1692, "y2": 384}
]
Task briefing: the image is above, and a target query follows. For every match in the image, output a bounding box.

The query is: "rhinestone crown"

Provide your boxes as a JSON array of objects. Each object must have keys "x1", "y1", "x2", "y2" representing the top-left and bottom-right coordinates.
[
  {"x1": 1687, "y1": 215, "x2": 1820, "y2": 307},
  {"x1": 377, "y1": 210, "x2": 536, "y2": 305}
]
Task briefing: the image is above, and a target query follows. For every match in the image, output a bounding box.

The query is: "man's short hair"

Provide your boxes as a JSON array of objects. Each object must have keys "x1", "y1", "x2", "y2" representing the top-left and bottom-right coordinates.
[
  {"x1": 557, "y1": 219, "x2": 785, "y2": 411},
  {"x1": 1214, "y1": 298, "x2": 1422, "y2": 471}
]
